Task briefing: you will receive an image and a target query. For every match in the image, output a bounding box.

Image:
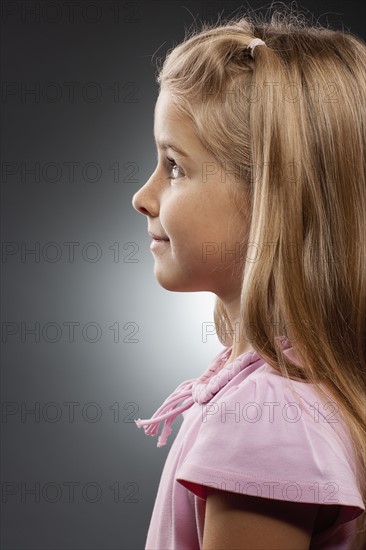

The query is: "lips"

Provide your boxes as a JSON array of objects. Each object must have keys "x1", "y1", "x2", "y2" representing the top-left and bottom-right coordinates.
[{"x1": 148, "y1": 231, "x2": 170, "y2": 241}]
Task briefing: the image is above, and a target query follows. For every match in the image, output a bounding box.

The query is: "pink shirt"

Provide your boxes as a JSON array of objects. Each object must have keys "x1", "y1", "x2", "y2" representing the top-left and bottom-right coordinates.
[{"x1": 135, "y1": 337, "x2": 365, "y2": 549}]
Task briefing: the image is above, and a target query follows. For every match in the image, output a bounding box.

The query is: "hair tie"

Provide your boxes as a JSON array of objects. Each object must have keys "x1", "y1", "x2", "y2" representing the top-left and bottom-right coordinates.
[{"x1": 247, "y1": 38, "x2": 266, "y2": 57}]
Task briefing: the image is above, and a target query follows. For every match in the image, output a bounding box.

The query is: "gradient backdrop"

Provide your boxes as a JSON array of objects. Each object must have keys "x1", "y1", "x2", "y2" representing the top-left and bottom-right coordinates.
[{"x1": 1, "y1": 1, "x2": 365, "y2": 548}]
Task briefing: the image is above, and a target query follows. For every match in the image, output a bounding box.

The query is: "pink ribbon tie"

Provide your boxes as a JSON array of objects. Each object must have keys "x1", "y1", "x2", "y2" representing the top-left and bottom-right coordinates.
[{"x1": 134, "y1": 378, "x2": 196, "y2": 447}]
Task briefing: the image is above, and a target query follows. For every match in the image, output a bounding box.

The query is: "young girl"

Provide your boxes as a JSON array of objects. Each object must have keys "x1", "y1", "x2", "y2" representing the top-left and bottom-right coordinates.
[{"x1": 131, "y1": 6, "x2": 366, "y2": 549}]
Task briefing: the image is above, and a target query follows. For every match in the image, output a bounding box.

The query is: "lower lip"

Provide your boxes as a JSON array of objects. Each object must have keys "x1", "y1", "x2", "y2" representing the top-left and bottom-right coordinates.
[{"x1": 150, "y1": 239, "x2": 170, "y2": 250}]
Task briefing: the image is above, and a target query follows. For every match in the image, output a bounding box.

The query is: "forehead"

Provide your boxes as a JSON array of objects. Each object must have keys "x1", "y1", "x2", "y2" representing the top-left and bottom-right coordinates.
[
  {"x1": 154, "y1": 89, "x2": 181, "y2": 122},
  {"x1": 153, "y1": 90, "x2": 196, "y2": 150},
  {"x1": 152, "y1": 91, "x2": 218, "y2": 165}
]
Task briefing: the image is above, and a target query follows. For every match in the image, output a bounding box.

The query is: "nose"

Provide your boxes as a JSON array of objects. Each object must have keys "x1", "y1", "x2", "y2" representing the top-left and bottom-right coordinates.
[
  {"x1": 131, "y1": 187, "x2": 146, "y2": 214},
  {"x1": 131, "y1": 173, "x2": 157, "y2": 216}
]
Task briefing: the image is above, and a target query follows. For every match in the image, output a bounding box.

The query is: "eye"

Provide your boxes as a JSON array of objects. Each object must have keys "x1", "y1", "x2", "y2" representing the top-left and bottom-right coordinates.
[{"x1": 165, "y1": 157, "x2": 184, "y2": 180}]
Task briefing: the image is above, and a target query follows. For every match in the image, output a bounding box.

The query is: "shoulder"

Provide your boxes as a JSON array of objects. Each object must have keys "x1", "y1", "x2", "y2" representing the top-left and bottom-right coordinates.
[
  {"x1": 198, "y1": 365, "x2": 349, "y2": 459},
  {"x1": 177, "y1": 368, "x2": 364, "y2": 521}
]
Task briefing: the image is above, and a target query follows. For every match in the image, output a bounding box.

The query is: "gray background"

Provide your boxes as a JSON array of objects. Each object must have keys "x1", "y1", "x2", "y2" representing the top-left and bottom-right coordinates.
[{"x1": 1, "y1": 1, "x2": 365, "y2": 548}]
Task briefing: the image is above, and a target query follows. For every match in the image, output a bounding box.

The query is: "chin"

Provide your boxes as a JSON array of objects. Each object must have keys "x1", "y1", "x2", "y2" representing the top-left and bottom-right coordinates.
[
  {"x1": 155, "y1": 278, "x2": 190, "y2": 292},
  {"x1": 154, "y1": 272, "x2": 207, "y2": 293}
]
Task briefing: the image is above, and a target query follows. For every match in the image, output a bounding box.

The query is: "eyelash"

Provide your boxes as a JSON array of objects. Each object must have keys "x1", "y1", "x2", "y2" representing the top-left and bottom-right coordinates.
[{"x1": 165, "y1": 157, "x2": 184, "y2": 180}]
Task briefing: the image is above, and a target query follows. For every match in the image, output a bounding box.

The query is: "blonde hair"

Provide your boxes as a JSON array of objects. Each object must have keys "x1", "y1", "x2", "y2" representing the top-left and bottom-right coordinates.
[{"x1": 154, "y1": 3, "x2": 366, "y2": 547}]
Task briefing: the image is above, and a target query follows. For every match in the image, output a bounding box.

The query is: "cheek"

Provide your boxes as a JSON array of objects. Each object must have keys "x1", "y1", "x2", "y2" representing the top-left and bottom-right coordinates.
[
  {"x1": 159, "y1": 192, "x2": 198, "y2": 236},
  {"x1": 160, "y1": 190, "x2": 239, "y2": 255},
  {"x1": 170, "y1": 225, "x2": 230, "y2": 272}
]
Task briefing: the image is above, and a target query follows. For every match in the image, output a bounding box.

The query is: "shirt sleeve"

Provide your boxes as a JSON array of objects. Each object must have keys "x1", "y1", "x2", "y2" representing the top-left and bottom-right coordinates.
[{"x1": 175, "y1": 369, "x2": 365, "y2": 527}]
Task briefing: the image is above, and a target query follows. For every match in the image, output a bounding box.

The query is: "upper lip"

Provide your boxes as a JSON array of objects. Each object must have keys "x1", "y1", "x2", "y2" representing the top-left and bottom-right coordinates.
[{"x1": 148, "y1": 231, "x2": 169, "y2": 240}]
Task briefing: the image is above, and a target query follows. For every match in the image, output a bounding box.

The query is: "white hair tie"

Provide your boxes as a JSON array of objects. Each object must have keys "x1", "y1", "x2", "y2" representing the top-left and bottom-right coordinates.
[{"x1": 247, "y1": 38, "x2": 266, "y2": 57}]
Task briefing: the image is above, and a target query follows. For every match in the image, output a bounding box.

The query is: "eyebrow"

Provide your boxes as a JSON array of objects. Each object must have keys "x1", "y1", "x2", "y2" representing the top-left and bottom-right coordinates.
[{"x1": 155, "y1": 139, "x2": 190, "y2": 158}]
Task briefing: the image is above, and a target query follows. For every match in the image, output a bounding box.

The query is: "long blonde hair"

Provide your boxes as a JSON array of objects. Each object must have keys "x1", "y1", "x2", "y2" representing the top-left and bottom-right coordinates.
[{"x1": 155, "y1": 4, "x2": 366, "y2": 547}]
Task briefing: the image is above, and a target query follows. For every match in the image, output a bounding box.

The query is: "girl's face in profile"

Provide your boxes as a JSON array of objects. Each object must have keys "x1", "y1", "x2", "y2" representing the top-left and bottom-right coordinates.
[{"x1": 132, "y1": 89, "x2": 249, "y2": 298}]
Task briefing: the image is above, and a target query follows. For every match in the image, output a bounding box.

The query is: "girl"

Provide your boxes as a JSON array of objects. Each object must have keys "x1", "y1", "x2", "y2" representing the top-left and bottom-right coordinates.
[{"x1": 131, "y1": 5, "x2": 366, "y2": 549}]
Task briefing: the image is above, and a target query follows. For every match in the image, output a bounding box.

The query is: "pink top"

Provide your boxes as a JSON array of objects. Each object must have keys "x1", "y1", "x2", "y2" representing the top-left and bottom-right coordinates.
[{"x1": 135, "y1": 337, "x2": 365, "y2": 549}]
